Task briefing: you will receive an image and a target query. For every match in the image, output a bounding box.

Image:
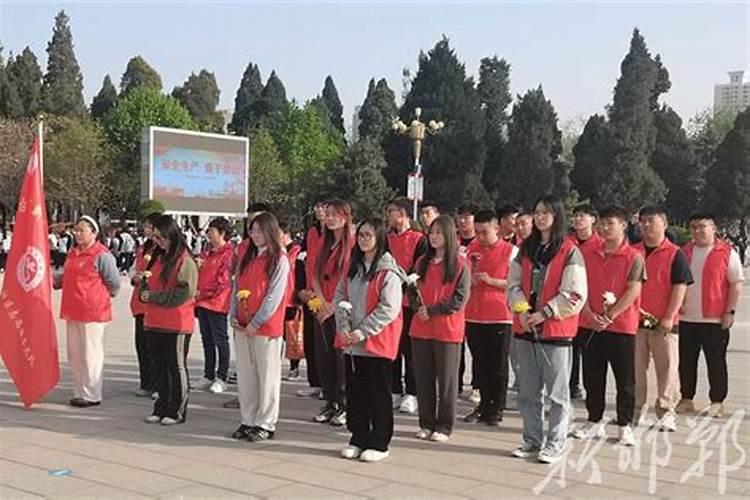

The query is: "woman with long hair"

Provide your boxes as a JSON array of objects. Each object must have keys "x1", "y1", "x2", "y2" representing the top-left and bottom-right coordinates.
[
  {"x1": 311, "y1": 199, "x2": 355, "y2": 425},
  {"x1": 507, "y1": 195, "x2": 587, "y2": 464},
  {"x1": 410, "y1": 215, "x2": 471, "y2": 442},
  {"x1": 230, "y1": 212, "x2": 290, "y2": 442},
  {"x1": 335, "y1": 217, "x2": 404, "y2": 463},
  {"x1": 56, "y1": 215, "x2": 121, "y2": 407},
  {"x1": 140, "y1": 215, "x2": 198, "y2": 425}
]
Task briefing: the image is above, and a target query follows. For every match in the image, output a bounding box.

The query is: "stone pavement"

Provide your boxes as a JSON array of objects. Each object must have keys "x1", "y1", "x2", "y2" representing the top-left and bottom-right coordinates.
[{"x1": 0, "y1": 276, "x2": 749, "y2": 499}]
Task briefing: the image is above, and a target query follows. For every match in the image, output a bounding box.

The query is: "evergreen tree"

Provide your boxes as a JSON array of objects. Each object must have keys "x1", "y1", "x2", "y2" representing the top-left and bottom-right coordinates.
[
  {"x1": 0, "y1": 48, "x2": 23, "y2": 118},
  {"x1": 41, "y1": 10, "x2": 85, "y2": 116},
  {"x1": 571, "y1": 114, "x2": 610, "y2": 206},
  {"x1": 172, "y1": 69, "x2": 223, "y2": 131},
  {"x1": 91, "y1": 74, "x2": 118, "y2": 120},
  {"x1": 229, "y1": 61, "x2": 263, "y2": 134},
  {"x1": 477, "y1": 55, "x2": 512, "y2": 203},
  {"x1": 7, "y1": 47, "x2": 42, "y2": 117},
  {"x1": 120, "y1": 55, "x2": 162, "y2": 95},
  {"x1": 252, "y1": 70, "x2": 287, "y2": 129},
  {"x1": 358, "y1": 77, "x2": 397, "y2": 144},
  {"x1": 247, "y1": 127, "x2": 286, "y2": 205},
  {"x1": 321, "y1": 75, "x2": 345, "y2": 135}
]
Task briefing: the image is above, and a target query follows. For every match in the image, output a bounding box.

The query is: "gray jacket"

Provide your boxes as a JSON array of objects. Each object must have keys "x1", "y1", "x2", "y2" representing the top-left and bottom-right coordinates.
[{"x1": 334, "y1": 252, "x2": 405, "y2": 358}]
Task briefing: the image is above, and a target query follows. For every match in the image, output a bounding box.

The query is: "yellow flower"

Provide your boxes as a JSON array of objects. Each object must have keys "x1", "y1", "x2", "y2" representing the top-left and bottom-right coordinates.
[
  {"x1": 143, "y1": 254, "x2": 152, "y2": 263},
  {"x1": 308, "y1": 296, "x2": 324, "y2": 313},
  {"x1": 513, "y1": 301, "x2": 531, "y2": 314},
  {"x1": 236, "y1": 289, "x2": 251, "y2": 301},
  {"x1": 143, "y1": 271, "x2": 152, "y2": 279}
]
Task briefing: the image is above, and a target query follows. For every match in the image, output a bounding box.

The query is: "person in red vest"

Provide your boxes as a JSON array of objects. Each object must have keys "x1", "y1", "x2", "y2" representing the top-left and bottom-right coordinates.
[
  {"x1": 334, "y1": 217, "x2": 404, "y2": 463},
  {"x1": 573, "y1": 206, "x2": 644, "y2": 447},
  {"x1": 455, "y1": 203, "x2": 478, "y2": 403},
  {"x1": 462, "y1": 209, "x2": 517, "y2": 426},
  {"x1": 387, "y1": 197, "x2": 428, "y2": 415},
  {"x1": 140, "y1": 215, "x2": 198, "y2": 425},
  {"x1": 514, "y1": 208, "x2": 533, "y2": 245},
  {"x1": 410, "y1": 215, "x2": 471, "y2": 443},
  {"x1": 55, "y1": 215, "x2": 121, "y2": 408},
  {"x1": 130, "y1": 212, "x2": 161, "y2": 398},
  {"x1": 310, "y1": 199, "x2": 355, "y2": 426},
  {"x1": 677, "y1": 212, "x2": 745, "y2": 419},
  {"x1": 419, "y1": 201, "x2": 440, "y2": 233},
  {"x1": 507, "y1": 196, "x2": 587, "y2": 464},
  {"x1": 280, "y1": 221, "x2": 304, "y2": 381},
  {"x1": 230, "y1": 212, "x2": 290, "y2": 442},
  {"x1": 497, "y1": 204, "x2": 520, "y2": 245},
  {"x1": 567, "y1": 204, "x2": 601, "y2": 401},
  {"x1": 634, "y1": 206, "x2": 693, "y2": 431},
  {"x1": 193, "y1": 217, "x2": 235, "y2": 395}
]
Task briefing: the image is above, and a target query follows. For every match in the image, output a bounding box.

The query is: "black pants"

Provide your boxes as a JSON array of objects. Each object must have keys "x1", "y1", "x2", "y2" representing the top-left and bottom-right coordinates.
[
  {"x1": 345, "y1": 354, "x2": 393, "y2": 452},
  {"x1": 314, "y1": 316, "x2": 345, "y2": 408},
  {"x1": 466, "y1": 323, "x2": 512, "y2": 415},
  {"x1": 0, "y1": 252, "x2": 6, "y2": 271},
  {"x1": 569, "y1": 330, "x2": 586, "y2": 391},
  {"x1": 412, "y1": 338, "x2": 461, "y2": 435},
  {"x1": 462, "y1": 330, "x2": 480, "y2": 393},
  {"x1": 196, "y1": 307, "x2": 230, "y2": 382},
  {"x1": 679, "y1": 322, "x2": 730, "y2": 403},
  {"x1": 392, "y1": 307, "x2": 416, "y2": 395},
  {"x1": 148, "y1": 331, "x2": 191, "y2": 421},
  {"x1": 303, "y1": 306, "x2": 320, "y2": 387},
  {"x1": 134, "y1": 315, "x2": 156, "y2": 391},
  {"x1": 581, "y1": 329, "x2": 635, "y2": 426}
]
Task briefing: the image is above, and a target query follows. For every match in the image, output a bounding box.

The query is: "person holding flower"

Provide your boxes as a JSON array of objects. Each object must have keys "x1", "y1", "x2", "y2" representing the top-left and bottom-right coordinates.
[
  {"x1": 334, "y1": 217, "x2": 404, "y2": 462},
  {"x1": 230, "y1": 212, "x2": 290, "y2": 442},
  {"x1": 507, "y1": 196, "x2": 587, "y2": 464},
  {"x1": 574, "y1": 206, "x2": 644, "y2": 447}
]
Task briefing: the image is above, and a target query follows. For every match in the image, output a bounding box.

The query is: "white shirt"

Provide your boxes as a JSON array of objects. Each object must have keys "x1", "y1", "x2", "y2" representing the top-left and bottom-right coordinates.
[{"x1": 682, "y1": 245, "x2": 744, "y2": 324}]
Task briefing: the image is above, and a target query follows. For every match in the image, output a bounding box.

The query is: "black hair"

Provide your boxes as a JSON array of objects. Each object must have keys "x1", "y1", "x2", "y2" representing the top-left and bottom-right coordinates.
[
  {"x1": 142, "y1": 212, "x2": 162, "y2": 254},
  {"x1": 474, "y1": 209, "x2": 498, "y2": 224},
  {"x1": 208, "y1": 217, "x2": 233, "y2": 242},
  {"x1": 388, "y1": 197, "x2": 412, "y2": 216},
  {"x1": 420, "y1": 201, "x2": 440, "y2": 212},
  {"x1": 520, "y1": 195, "x2": 566, "y2": 262},
  {"x1": 598, "y1": 205, "x2": 630, "y2": 223},
  {"x1": 239, "y1": 212, "x2": 283, "y2": 278},
  {"x1": 417, "y1": 215, "x2": 459, "y2": 284},
  {"x1": 573, "y1": 203, "x2": 598, "y2": 218},
  {"x1": 689, "y1": 212, "x2": 716, "y2": 223},
  {"x1": 348, "y1": 217, "x2": 390, "y2": 282},
  {"x1": 278, "y1": 221, "x2": 291, "y2": 234},
  {"x1": 496, "y1": 204, "x2": 521, "y2": 219},
  {"x1": 457, "y1": 203, "x2": 478, "y2": 216},
  {"x1": 152, "y1": 215, "x2": 191, "y2": 283},
  {"x1": 247, "y1": 202, "x2": 271, "y2": 213},
  {"x1": 639, "y1": 205, "x2": 669, "y2": 220}
]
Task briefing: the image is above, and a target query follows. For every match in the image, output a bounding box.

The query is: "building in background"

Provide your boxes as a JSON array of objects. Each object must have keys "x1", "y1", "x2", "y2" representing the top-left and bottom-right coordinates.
[{"x1": 714, "y1": 70, "x2": 750, "y2": 115}]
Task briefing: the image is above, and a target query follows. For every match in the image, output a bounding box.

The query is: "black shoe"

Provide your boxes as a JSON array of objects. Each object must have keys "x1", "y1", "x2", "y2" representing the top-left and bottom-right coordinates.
[
  {"x1": 570, "y1": 387, "x2": 584, "y2": 400},
  {"x1": 462, "y1": 408, "x2": 483, "y2": 423},
  {"x1": 247, "y1": 427, "x2": 275, "y2": 442},
  {"x1": 485, "y1": 412, "x2": 503, "y2": 426},
  {"x1": 69, "y1": 398, "x2": 100, "y2": 408},
  {"x1": 231, "y1": 424, "x2": 255, "y2": 439},
  {"x1": 227, "y1": 373, "x2": 237, "y2": 385},
  {"x1": 314, "y1": 404, "x2": 337, "y2": 423}
]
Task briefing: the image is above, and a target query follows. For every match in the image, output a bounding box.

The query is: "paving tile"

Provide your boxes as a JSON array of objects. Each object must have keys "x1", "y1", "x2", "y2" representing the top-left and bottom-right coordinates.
[
  {"x1": 160, "y1": 462, "x2": 289, "y2": 494},
  {"x1": 72, "y1": 462, "x2": 193, "y2": 495},
  {"x1": 254, "y1": 461, "x2": 384, "y2": 493}
]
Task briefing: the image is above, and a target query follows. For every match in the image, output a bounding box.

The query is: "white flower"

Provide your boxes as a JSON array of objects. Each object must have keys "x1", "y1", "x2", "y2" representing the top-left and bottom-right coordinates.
[
  {"x1": 602, "y1": 291, "x2": 617, "y2": 307},
  {"x1": 337, "y1": 301, "x2": 353, "y2": 312},
  {"x1": 405, "y1": 273, "x2": 420, "y2": 287}
]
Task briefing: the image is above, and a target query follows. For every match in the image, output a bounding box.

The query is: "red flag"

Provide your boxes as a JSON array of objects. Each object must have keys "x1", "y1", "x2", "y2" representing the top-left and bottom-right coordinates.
[{"x1": 0, "y1": 130, "x2": 59, "y2": 407}]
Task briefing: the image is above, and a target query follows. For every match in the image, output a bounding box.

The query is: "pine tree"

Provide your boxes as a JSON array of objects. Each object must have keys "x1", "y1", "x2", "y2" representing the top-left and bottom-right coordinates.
[
  {"x1": 571, "y1": 114, "x2": 610, "y2": 206},
  {"x1": 229, "y1": 61, "x2": 263, "y2": 134},
  {"x1": 247, "y1": 127, "x2": 286, "y2": 205},
  {"x1": 120, "y1": 55, "x2": 162, "y2": 95},
  {"x1": 252, "y1": 70, "x2": 287, "y2": 129},
  {"x1": 0, "y1": 47, "x2": 23, "y2": 118},
  {"x1": 7, "y1": 47, "x2": 42, "y2": 117},
  {"x1": 172, "y1": 69, "x2": 223, "y2": 131},
  {"x1": 41, "y1": 10, "x2": 85, "y2": 116},
  {"x1": 358, "y1": 78, "x2": 398, "y2": 144},
  {"x1": 321, "y1": 75, "x2": 345, "y2": 135},
  {"x1": 91, "y1": 74, "x2": 118, "y2": 120},
  {"x1": 477, "y1": 55, "x2": 512, "y2": 203}
]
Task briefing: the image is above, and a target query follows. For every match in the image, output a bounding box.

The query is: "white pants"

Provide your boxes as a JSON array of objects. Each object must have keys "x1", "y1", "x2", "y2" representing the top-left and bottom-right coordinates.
[
  {"x1": 234, "y1": 330, "x2": 282, "y2": 431},
  {"x1": 66, "y1": 321, "x2": 108, "y2": 402}
]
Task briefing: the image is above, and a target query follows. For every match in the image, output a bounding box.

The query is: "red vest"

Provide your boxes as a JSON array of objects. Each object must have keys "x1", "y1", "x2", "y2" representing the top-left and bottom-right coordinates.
[
  {"x1": 512, "y1": 239, "x2": 580, "y2": 339},
  {"x1": 636, "y1": 239, "x2": 681, "y2": 323},
  {"x1": 409, "y1": 255, "x2": 467, "y2": 343},
  {"x1": 129, "y1": 247, "x2": 154, "y2": 317},
  {"x1": 286, "y1": 243, "x2": 301, "y2": 307},
  {"x1": 388, "y1": 229, "x2": 424, "y2": 272},
  {"x1": 195, "y1": 242, "x2": 234, "y2": 314},
  {"x1": 61, "y1": 242, "x2": 113, "y2": 323},
  {"x1": 465, "y1": 239, "x2": 513, "y2": 323},
  {"x1": 305, "y1": 226, "x2": 323, "y2": 290},
  {"x1": 236, "y1": 249, "x2": 288, "y2": 337},
  {"x1": 683, "y1": 240, "x2": 732, "y2": 318},
  {"x1": 144, "y1": 251, "x2": 196, "y2": 334},
  {"x1": 568, "y1": 231, "x2": 602, "y2": 254},
  {"x1": 580, "y1": 240, "x2": 640, "y2": 335},
  {"x1": 316, "y1": 239, "x2": 354, "y2": 302}
]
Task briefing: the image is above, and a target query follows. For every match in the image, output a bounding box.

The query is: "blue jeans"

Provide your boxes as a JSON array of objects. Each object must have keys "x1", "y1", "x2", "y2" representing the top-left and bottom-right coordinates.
[
  {"x1": 196, "y1": 307, "x2": 230, "y2": 381},
  {"x1": 515, "y1": 337, "x2": 572, "y2": 452}
]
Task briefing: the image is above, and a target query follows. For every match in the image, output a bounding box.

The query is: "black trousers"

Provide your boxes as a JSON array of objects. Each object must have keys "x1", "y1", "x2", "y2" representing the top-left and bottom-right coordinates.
[
  {"x1": 302, "y1": 305, "x2": 320, "y2": 387},
  {"x1": 314, "y1": 316, "x2": 345, "y2": 408},
  {"x1": 134, "y1": 315, "x2": 156, "y2": 391},
  {"x1": 345, "y1": 354, "x2": 394, "y2": 451},
  {"x1": 462, "y1": 330, "x2": 480, "y2": 393},
  {"x1": 196, "y1": 307, "x2": 230, "y2": 381},
  {"x1": 392, "y1": 307, "x2": 416, "y2": 395},
  {"x1": 466, "y1": 323, "x2": 512, "y2": 415},
  {"x1": 581, "y1": 329, "x2": 635, "y2": 426},
  {"x1": 569, "y1": 330, "x2": 586, "y2": 390},
  {"x1": 148, "y1": 331, "x2": 191, "y2": 421},
  {"x1": 679, "y1": 322, "x2": 730, "y2": 403}
]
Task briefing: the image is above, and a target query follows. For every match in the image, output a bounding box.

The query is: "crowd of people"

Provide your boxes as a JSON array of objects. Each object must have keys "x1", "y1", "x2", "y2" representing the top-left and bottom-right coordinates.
[{"x1": 44, "y1": 195, "x2": 744, "y2": 465}]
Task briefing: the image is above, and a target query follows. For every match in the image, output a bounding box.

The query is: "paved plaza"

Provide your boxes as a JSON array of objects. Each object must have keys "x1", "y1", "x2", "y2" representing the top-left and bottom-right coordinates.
[{"x1": 1, "y1": 276, "x2": 749, "y2": 499}]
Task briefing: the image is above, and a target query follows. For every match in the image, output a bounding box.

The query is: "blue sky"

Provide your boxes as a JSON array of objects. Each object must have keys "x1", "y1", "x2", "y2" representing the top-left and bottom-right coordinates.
[{"x1": 1, "y1": 1, "x2": 748, "y2": 132}]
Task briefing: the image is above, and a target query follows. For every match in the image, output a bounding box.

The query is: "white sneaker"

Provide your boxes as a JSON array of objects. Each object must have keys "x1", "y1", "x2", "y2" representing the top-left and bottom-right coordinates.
[
  {"x1": 151, "y1": 392, "x2": 159, "y2": 400},
  {"x1": 537, "y1": 446, "x2": 565, "y2": 464},
  {"x1": 511, "y1": 442, "x2": 541, "y2": 459},
  {"x1": 160, "y1": 417, "x2": 180, "y2": 426},
  {"x1": 430, "y1": 431, "x2": 450, "y2": 443},
  {"x1": 703, "y1": 402, "x2": 725, "y2": 419},
  {"x1": 659, "y1": 413, "x2": 677, "y2": 432},
  {"x1": 392, "y1": 394, "x2": 403, "y2": 410},
  {"x1": 468, "y1": 388, "x2": 480, "y2": 405},
  {"x1": 360, "y1": 449, "x2": 390, "y2": 462},
  {"x1": 399, "y1": 394, "x2": 418, "y2": 414},
  {"x1": 340, "y1": 445, "x2": 362, "y2": 459},
  {"x1": 618, "y1": 425, "x2": 636, "y2": 447},
  {"x1": 297, "y1": 387, "x2": 321, "y2": 398},
  {"x1": 209, "y1": 379, "x2": 227, "y2": 394},
  {"x1": 144, "y1": 415, "x2": 161, "y2": 424},
  {"x1": 415, "y1": 428, "x2": 431, "y2": 440},
  {"x1": 194, "y1": 377, "x2": 214, "y2": 390},
  {"x1": 572, "y1": 421, "x2": 607, "y2": 440}
]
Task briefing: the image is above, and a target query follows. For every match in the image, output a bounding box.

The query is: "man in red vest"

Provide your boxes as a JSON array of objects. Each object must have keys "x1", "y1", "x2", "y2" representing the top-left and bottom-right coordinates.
[
  {"x1": 419, "y1": 201, "x2": 440, "y2": 233},
  {"x1": 574, "y1": 206, "x2": 644, "y2": 447},
  {"x1": 456, "y1": 203, "x2": 479, "y2": 402},
  {"x1": 677, "y1": 213, "x2": 744, "y2": 419},
  {"x1": 634, "y1": 206, "x2": 693, "y2": 431}
]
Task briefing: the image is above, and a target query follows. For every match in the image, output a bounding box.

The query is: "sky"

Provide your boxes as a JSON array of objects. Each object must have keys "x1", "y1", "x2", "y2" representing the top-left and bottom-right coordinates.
[{"x1": 1, "y1": 0, "x2": 748, "y2": 134}]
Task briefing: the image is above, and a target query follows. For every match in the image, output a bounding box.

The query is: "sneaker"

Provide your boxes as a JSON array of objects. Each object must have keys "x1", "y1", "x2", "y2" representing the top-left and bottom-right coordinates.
[
  {"x1": 704, "y1": 402, "x2": 725, "y2": 419},
  {"x1": 415, "y1": 428, "x2": 431, "y2": 440},
  {"x1": 675, "y1": 398, "x2": 695, "y2": 414},
  {"x1": 538, "y1": 446, "x2": 565, "y2": 464},
  {"x1": 462, "y1": 408, "x2": 483, "y2": 423},
  {"x1": 399, "y1": 394, "x2": 418, "y2": 414},
  {"x1": 340, "y1": 445, "x2": 363, "y2": 459},
  {"x1": 227, "y1": 372, "x2": 237, "y2": 384},
  {"x1": 618, "y1": 425, "x2": 636, "y2": 447},
  {"x1": 231, "y1": 424, "x2": 255, "y2": 439},
  {"x1": 659, "y1": 413, "x2": 677, "y2": 432},
  {"x1": 151, "y1": 392, "x2": 159, "y2": 400},
  {"x1": 360, "y1": 449, "x2": 390, "y2": 463},
  {"x1": 572, "y1": 421, "x2": 607, "y2": 440},
  {"x1": 297, "y1": 387, "x2": 321, "y2": 398},
  {"x1": 392, "y1": 394, "x2": 403, "y2": 410},
  {"x1": 283, "y1": 369, "x2": 300, "y2": 381},
  {"x1": 160, "y1": 417, "x2": 181, "y2": 426},
  {"x1": 247, "y1": 427, "x2": 274, "y2": 442},
  {"x1": 511, "y1": 442, "x2": 541, "y2": 459},
  {"x1": 484, "y1": 412, "x2": 503, "y2": 427},
  {"x1": 314, "y1": 404, "x2": 337, "y2": 423},
  {"x1": 194, "y1": 377, "x2": 214, "y2": 390},
  {"x1": 223, "y1": 397, "x2": 240, "y2": 409},
  {"x1": 430, "y1": 431, "x2": 450, "y2": 443},
  {"x1": 209, "y1": 379, "x2": 227, "y2": 394},
  {"x1": 69, "y1": 398, "x2": 100, "y2": 408},
  {"x1": 330, "y1": 409, "x2": 347, "y2": 427},
  {"x1": 144, "y1": 415, "x2": 161, "y2": 424},
  {"x1": 468, "y1": 389, "x2": 481, "y2": 405},
  {"x1": 134, "y1": 388, "x2": 151, "y2": 397}
]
